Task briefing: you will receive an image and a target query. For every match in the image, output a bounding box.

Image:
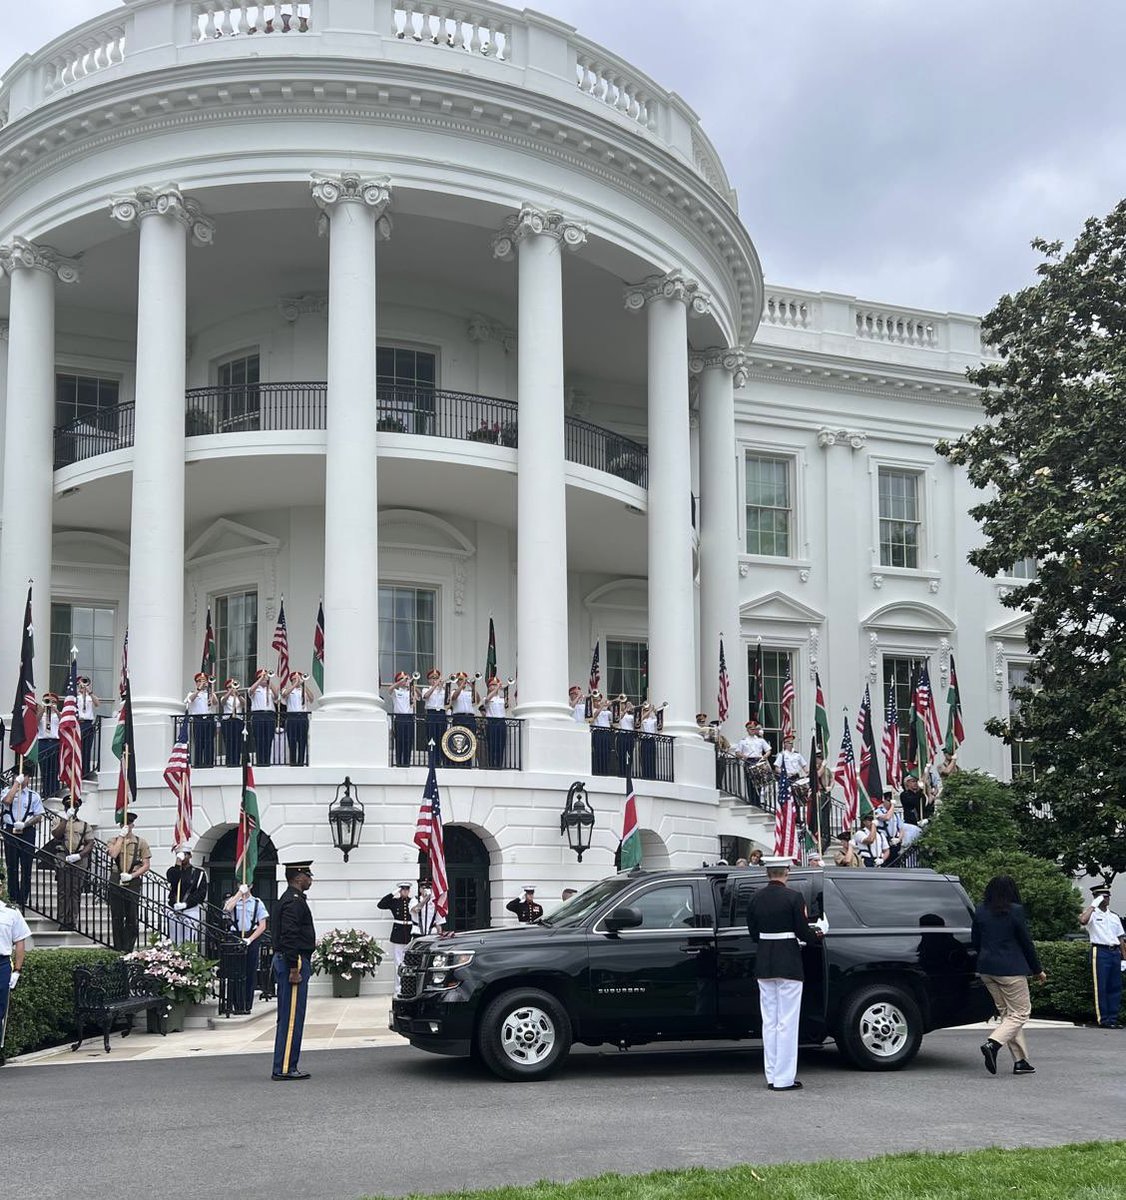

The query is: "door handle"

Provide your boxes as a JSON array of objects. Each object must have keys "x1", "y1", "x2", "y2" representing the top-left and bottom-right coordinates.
[{"x1": 680, "y1": 943, "x2": 709, "y2": 954}]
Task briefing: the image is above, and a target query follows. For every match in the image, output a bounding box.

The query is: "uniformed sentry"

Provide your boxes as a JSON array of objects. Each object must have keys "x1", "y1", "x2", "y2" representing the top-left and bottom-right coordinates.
[
  {"x1": 746, "y1": 858, "x2": 820, "y2": 1091},
  {"x1": 378, "y1": 884, "x2": 414, "y2": 988},
  {"x1": 1082, "y1": 884, "x2": 1126, "y2": 1028},
  {"x1": 0, "y1": 899, "x2": 32, "y2": 1065},
  {"x1": 506, "y1": 887, "x2": 544, "y2": 924},
  {"x1": 272, "y1": 861, "x2": 316, "y2": 1081}
]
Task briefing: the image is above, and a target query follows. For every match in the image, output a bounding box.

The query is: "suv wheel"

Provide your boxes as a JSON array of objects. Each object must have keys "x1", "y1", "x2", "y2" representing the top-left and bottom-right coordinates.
[
  {"x1": 837, "y1": 984, "x2": 922, "y2": 1071},
  {"x1": 477, "y1": 988, "x2": 572, "y2": 1081}
]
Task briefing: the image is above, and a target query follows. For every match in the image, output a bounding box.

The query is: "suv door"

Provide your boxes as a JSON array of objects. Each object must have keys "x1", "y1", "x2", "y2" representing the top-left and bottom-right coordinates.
[{"x1": 583, "y1": 879, "x2": 716, "y2": 1040}]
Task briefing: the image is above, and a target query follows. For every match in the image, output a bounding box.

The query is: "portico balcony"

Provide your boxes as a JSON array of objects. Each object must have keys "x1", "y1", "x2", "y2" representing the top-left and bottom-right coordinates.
[{"x1": 53, "y1": 383, "x2": 648, "y2": 487}]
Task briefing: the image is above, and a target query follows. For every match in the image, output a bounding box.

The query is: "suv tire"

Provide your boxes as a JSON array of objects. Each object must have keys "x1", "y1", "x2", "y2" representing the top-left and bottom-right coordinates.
[
  {"x1": 477, "y1": 988, "x2": 573, "y2": 1081},
  {"x1": 837, "y1": 984, "x2": 923, "y2": 1071}
]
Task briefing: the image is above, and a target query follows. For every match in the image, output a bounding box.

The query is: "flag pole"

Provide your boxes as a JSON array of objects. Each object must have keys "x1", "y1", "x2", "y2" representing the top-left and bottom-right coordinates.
[{"x1": 121, "y1": 745, "x2": 129, "y2": 827}]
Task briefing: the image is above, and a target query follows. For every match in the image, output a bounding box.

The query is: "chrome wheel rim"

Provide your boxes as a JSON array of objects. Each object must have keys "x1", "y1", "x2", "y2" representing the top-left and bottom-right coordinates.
[
  {"x1": 856, "y1": 1001, "x2": 909, "y2": 1058},
  {"x1": 499, "y1": 1005, "x2": 556, "y2": 1066}
]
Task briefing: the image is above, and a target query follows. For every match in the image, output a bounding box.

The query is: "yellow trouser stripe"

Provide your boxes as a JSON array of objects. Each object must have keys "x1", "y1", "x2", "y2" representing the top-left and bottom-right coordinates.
[
  {"x1": 1091, "y1": 945, "x2": 1102, "y2": 1024},
  {"x1": 282, "y1": 954, "x2": 301, "y2": 1073}
]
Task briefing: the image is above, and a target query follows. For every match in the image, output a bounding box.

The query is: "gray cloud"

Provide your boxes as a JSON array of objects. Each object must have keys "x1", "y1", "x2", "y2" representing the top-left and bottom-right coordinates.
[{"x1": 5, "y1": 0, "x2": 1125, "y2": 315}]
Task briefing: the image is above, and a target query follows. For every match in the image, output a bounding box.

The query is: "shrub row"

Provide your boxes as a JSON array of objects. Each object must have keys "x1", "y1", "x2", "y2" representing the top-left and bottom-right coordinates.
[
  {"x1": 3, "y1": 948, "x2": 120, "y2": 1059},
  {"x1": 1030, "y1": 940, "x2": 1099, "y2": 1024}
]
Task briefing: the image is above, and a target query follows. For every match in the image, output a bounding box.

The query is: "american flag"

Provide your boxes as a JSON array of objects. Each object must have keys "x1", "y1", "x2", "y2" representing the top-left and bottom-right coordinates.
[
  {"x1": 414, "y1": 753, "x2": 448, "y2": 919},
  {"x1": 856, "y1": 684, "x2": 884, "y2": 809},
  {"x1": 882, "y1": 684, "x2": 903, "y2": 791},
  {"x1": 165, "y1": 716, "x2": 193, "y2": 849},
  {"x1": 717, "y1": 637, "x2": 730, "y2": 723},
  {"x1": 916, "y1": 663, "x2": 943, "y2": 755},
  {"x1": 59, "y1": 657, "x2": 83, "y2": 803},
  {"x1": 780, "y1": 661, "x2": 795, "y2": 740},
  {"x1": 834, "y1": 720, "x2": 860, "y2": 831},
  {"x1": 588, "y1": 642, "x2": 600, "y2": 693},
  {"x1": 272, "y1": 599, "x2": 290, "y2": 684},
  {"x1": 773, "y1": 765, "x2": 798, "y2": 860}
]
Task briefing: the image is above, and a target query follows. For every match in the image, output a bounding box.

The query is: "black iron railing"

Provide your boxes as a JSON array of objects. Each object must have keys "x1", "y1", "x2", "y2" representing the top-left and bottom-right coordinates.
[
  {"x1": 12, "y1": 716, "x2": 104, "y2": 798},
  {"x1": 171, "y1": 714, "x2": 307, "y2": 768},
  {"x1": 53, "y1": 383, "x2": 650, "y2": 487},
  {"x1": 591, "y1": 731, "x2": 674, "y2": 783},
  {"x1": 388, "y1": 715, "x2": 523, "y2": 770},
  {"x1": 717, "y1": 751, "x2": 845, "y2": 837}
]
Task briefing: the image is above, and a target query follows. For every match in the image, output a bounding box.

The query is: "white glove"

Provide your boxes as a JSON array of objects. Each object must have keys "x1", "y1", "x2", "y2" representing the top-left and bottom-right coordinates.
[
  {"x1": 813, "y1": 915, "x2": 830, "y2": 935},
  {"x1": 239, "y1": 883, "x2": 250, "y2": 895},
  {"x1": 174, "y1": 902, "x2": 186, "y2": 912},
  {"x1": 66, "y1": 853, "x2": 80, "y2": 864},
  {"x1": 12, "y1": 821, "x2": 25, "y2": 834},
  {"x1": 119, "y1": 872, "x2": 133, "y2": 884},
  {"x1": 1120, "y1": 960, "x2": 1126, "y2": 973},
  {"x1": 9, "y1": 971, "x2": 19, "y2": 990},
  {"x1": 15, "y1": 774, "x2": 25, "y2": 788}
]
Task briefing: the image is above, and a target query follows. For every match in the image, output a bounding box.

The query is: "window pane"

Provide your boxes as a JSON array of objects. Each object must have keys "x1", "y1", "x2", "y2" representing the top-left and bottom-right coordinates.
[
  {"x1": 878, "y1": 468, "x2": 921, "y2": 569},
  {"x1": 50, "y1": 602, "x2": 116, "y2": 700},
  {"x1": 606, "y1": 638, "x2": 648, "y2": 705},
  {"x1": 214, "y1": 590, "x2": 258, "y2": 684},
  {"x1": 745, "y1": 454, "x2": 791, "y2": 557},
  {"x1": 378, "y1": 586, "x2": 440, "y2": 683},
  {"x1": 1008, "y1": 663, "x2": 1035, "y2": 779},
  {"x1": 748, "y1": 648, "x2": 793, "y2": 750},
  {"x1": 834, "y1": 877, "x2": 972, "y2": 928},
  {"x1": 630, "y1": 884, "x2": 695, "y2": 929},
  {"x1": 882, "y1": 655, "x2": 928, "y2": 767}
]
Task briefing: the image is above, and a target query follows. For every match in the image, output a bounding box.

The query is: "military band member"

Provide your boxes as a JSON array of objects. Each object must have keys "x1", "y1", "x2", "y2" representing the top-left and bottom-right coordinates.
[
  {"x1": 43, "y1": 792, "x2": 94, "y2": 928},
  {"x1": 77, "y1": 676, "x2": 100, "y2": 780},
  {"x1": 0, "y1": 895, "x2": 32, "y2": 1066},
  {"x1": 411, "y1": 883, "x2": 445, "y2": 937},
  {"x1": 166, "y1": 845, "x2": 208, "y2": 946},
  {"x1": 37, "y1": 694, "x2": 61, "y2": 798},
  {"x1": 617, "y1": 700, "x2": 636, "y2": 772},
  {"x1": 449, "y1": 673, "x2": 478, "y2": 729},
  {"x1": 282, "y1": 670, "x2": 311, "y2": 766},
  {"x1": 272, "y1": 861, "x2": 316, "y2": 1080},
  {"x1": 106, "y1": 813, "x2": 151, "y2": 952},
  {"x1": 569, "y1": 685, "x2": 586, "y2": 724},
  {"x1": 186, "y1": 672, "x2": 217, "y2": 768},
  {"x1": 221, "y1": 678, "x2": 245, "y2": 766},
  {"x1": 249, "y1": 668, "x2": 277, "y2": 766},
  {"x1": 1, "y1": 774, "x2": 46, "y2": 910},
  {"x1": 483, "y1": 676, "x2": 508, "y2": 767},
  {"x1": 733, "y1": 719, "x2": 773, "y2": 804},
  {"x1": 638, "y1": 702, "x2": 660, "y2": 779},
  {"x1": 589, "y1": 694, "x2": 613, "y2": 774},
  {"x1": 224, "y1": 883, "x2": 269, "y2": 1014},
  {"x1": 421, "y1": 668, "x2": 448, "y2": 757},
  {"x1": 506, "y1": 886, "x2": 544, "y2": 924},
  {"x1": 774, "y1": 734, "x2": 808, "y2": 781},
  {"x1": 378, "y1": 883, "x2": 415, "y2": 987},
  {"x1": 746, "y1": 856, "x2": 822, "y2": 1091},
  {"x1": 387, "y1": 672, "x2": 416, "y2": 767}
]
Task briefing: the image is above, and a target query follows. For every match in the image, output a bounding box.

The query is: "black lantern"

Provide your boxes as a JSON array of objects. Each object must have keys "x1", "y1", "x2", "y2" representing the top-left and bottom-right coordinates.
[
  {"x1": 328, "y1": 776, "x2": 365, "y2": 862},
  {"x1": 560, "y1": 781, "x2": 595, "y2": 862}
]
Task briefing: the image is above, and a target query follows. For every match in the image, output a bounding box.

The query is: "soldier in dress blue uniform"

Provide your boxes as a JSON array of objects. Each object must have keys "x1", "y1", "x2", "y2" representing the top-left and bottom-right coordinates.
[
  {"x1": 746, "y1": 856, "x2": 822, "y2": 1091},
  {"x1": 506, "y1": 887, "x2": 544, "y2": 923},
  {"x1": 272, "y1": 860, "x2": 316, "y2": 1081},
  {"x1": 378, "y1": 883, "x2": 414, "y2": 988},
  {"x1": 224, "y1": 883, "x2": 269, "y2": 1014}
]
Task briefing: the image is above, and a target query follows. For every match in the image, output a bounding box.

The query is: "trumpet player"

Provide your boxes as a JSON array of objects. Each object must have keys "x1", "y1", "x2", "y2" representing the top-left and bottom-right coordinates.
[
  {"x1": 420, "y1": 668, "x2": 448, "y2": 758},
  {"x1": 220, "y1": 678, "x2": 245, "y2": 767},
  {"x1": 568, "y1": 684, "x2": 586, "y2": 724},
  {"x1": 36, "y1": 692, "x2": 61, "y2": 798},
  {"x1": 588, "y1": 690, "x2": 613, "y2": 775},
  {"x1": 76, "y1": 675, "x2": 100, "y2": 780},
  {"x1": 282, "y1": 670, "x2": 311, "y2": 766},
  {"x1": 185, "y1": 671, "x2": 217, "y2": 768},
  {"x1": 249, "y1": 667, "x2": 277, "y2": 766},
  {"x1": 616, "y1": 699, "x2": 636, "y2": 774},
  {"x1": 388, "y1": 671, "x2": 416, "y2": 767},
  {"x1": 483, "y1": 675, "x2": 510, "y2": 767},
  {"x1": 449, "y1": 672, "x2": 479, "y2": 730}
]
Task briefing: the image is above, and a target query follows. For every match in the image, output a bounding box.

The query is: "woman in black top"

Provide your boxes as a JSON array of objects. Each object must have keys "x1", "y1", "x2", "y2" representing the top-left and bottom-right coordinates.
[{"x1": 971, "y1": 875, "x2": 1047, "y2": 1076}]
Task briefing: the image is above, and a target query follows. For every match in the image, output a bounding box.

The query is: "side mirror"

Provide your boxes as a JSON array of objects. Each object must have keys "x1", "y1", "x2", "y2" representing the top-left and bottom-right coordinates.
[{"x1": 604, "y1": 905, "x2": 643, "y2": 932}]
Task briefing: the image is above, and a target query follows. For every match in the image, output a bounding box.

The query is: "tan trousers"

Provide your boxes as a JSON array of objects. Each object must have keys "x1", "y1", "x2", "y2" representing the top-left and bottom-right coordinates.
[{"x1": 980, "y1": 974, "x2": 1031, "y2": 1061}]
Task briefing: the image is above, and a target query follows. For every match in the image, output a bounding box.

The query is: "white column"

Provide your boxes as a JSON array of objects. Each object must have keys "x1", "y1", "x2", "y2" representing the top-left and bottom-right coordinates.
[
  {"x1": 0, "y1": 239, "x2": 80, "y2": 677},
  {"x1": 111, "y1": 187, "x2": 212, "y2": 741},
  {"x1": 310, "y1": 173, "x2": 392, "y2": 765},
  {"x1": 494, "y1": 207, "x2": 587, "y2": 723},
  {"x1": 624, "y1": 271, "x2": 710, "y2": 736},
  {"x1": 691, "y1": 348, "x2": 748, "y2": 742}
]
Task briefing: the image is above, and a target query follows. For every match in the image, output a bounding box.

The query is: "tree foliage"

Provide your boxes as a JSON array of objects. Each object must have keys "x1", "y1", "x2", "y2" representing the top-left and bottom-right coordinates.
[
  {"x1": 940, "y1": 851, "x2": 1082, "y2": 942},
  {"x1": 936, "y1": 199, "x2": 1126, "y2": 883},
  {"x1": 917, "y1": 771, "x2": 1023, "y2": 865}
]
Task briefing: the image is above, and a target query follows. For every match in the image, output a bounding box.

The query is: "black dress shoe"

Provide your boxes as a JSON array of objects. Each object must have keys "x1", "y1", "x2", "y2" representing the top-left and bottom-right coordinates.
[
  {"x1": 981, "y1": 1040, "x2": 1000, "y2": 1075},
  {"x1": 773, "y1": 1081, "x2": 803, "y2": 1091},
  {"x1": 1013, "y1": 1059, "x2": 1036, "y2": 1074},
  {"x1": 766, "y1": 1083, "x2": 774, "y2": 1090},
  {"x1": 271, "y1": 1070, "x2": 311, "y2": 1081}
]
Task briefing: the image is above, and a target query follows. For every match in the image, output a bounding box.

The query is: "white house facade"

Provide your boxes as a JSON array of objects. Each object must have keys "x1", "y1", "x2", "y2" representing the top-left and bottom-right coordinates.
[{"x1": 0, "y1": 0, "x2": 1029, "y2": 968}]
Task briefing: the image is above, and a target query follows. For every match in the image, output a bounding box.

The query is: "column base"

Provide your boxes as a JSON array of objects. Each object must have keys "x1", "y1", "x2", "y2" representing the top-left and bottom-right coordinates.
[
  {"x1": 521, "y1": 717, "x2": 590, "y2": 776},
  {"x1": 514, "y1": 700, "x2": 577, "y2": 723},
  {"x1": 673, "y1": 733, "x2": 719, "y2": 791},
  {"x1": 309, "y1": 707, "x2": 389, "y2": 768}
]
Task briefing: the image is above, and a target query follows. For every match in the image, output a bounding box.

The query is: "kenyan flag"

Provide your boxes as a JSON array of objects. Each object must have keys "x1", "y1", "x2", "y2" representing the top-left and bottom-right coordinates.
[
  {"x1": 9, "y1": 585, "x2": 38, "y2": 765},
  {"x1": 236, "y1": 736, "x2": 260, "y2": 884},
  {"x1": 619, "y1": 773, "x2": 641, "y2": 870}
]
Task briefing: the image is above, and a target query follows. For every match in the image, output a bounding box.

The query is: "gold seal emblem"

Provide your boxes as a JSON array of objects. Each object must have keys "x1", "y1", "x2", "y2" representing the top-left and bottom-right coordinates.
[{"x1": 441, "y1": 725, "x2": 478, "y2": 763}]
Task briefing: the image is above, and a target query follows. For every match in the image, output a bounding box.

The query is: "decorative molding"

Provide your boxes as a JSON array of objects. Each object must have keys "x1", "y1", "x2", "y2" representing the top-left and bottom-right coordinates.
[
  {"x1": 871, "y1": 574, "x2": 884, "y2": 590},
  {"x1": 868, "y1": 633, "x2": 880, "y2": 684},
  {"x1": 279, "y1": 292, "x2": 328, "y2": 323},
  {"x1": 624, "y1": 269, "x2": 711, "y2": 316},
  {"x1": 492, "y1": 205, "x2": 587, "y2": 260},
  {"x1": 938, "y1": 637, "x2": 951, "y2": 688},
  {"x1": 688, "y1": 345, "x2": 749, "y2": 388},
  {"x1": 817, "y1": 426, "x2": 867, "y2": 450},
  {"x1": 997, "y1": 585, "x2": 1013, "y2": 601},
  {"x1": 798, "y1": 569, "x2": 810, "y2": 584},
  {"x1": 745, "y1": 357, "x2": 983, "y2": 408},
  {"x1": 453, "y1": 559, "x2": 468, "y2": 615},
  {"x1": 108, "y1": 184, "x2": 214, "y2": 246},
  {"x1": 739, "y1": 563, "x2": 749, "y2": 577},
  {"x1": 0, "y1": 236, "x2": 80, "y2": 283},
  {"x1": 467, "y1": 314, "x2": 517, "y2": 352},
  {"x1": 310, "y1": 173, "x2": 392, "y2": 239},
  {"x1": 928, "y1": 578, "x2": 940, "y2": 594},
  {"x1": 807, "y1": 626, "x2": 819, "y2": 681},
  {"x1": 994, "y1": 640, "x2": 1005, "y2": 691}
]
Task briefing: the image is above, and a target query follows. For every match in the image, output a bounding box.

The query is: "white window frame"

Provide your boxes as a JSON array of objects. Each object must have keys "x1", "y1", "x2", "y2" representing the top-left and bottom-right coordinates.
[
  {"x1": 1004, "y1": 657, "x2": 1036, "y2": 782},
  {"x1": 736, "y1": 438, "x2": 810, "y2": 571},
  {"x1": 377, "y1": 577, "x2": 444, "y2": 685},
  {"x1": 212, "y1": 588, "x2": 260, "y2": 686},
  {"x1": 868, "y1": 455, "x2": 938, "y2": 580},
  {"x1": 743, "y1": 633, "x2": 806, "y2": 744}
]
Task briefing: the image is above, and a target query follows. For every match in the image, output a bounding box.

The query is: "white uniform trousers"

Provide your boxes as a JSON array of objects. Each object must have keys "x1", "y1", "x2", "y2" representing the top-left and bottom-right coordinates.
[
  {"x1": 392, "y1": 942, "x2": 408, "y2": 993},
  {"x1": 758, "y1": 977, "x2": 803, "y2": 1087},
  {"x1": 167, "y1": 905, "x2": 201, "y2": 948}
]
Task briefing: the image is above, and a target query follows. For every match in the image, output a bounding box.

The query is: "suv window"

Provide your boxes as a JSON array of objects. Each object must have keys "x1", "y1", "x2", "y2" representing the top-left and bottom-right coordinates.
[
  {"x1": 834, "y1": 876, "x2": 971, "y2": 928},
  {"x1": 716, "y1": 875, "x2": 824, "y2": 928},
  {"x1": 627, "y1": 884, "x2": 697, "y2": 929}
]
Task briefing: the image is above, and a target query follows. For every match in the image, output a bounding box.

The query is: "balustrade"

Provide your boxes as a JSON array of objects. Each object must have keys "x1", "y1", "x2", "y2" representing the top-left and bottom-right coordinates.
[
  {"x1": 762, "y1": 293, "x2": 811, "y2": 329},
  {"x1": 391, "y1": 4, "x2": 512, "y2": 60},
  {"x1": 855, "y1": 307, "x2": 938, "y2": 348},
  {"x1": 43, "y1": 23, "x2": 127, "y2": 93},
  {"x1": 190, "y1": 2, "x2": 313, "y2": 41}
]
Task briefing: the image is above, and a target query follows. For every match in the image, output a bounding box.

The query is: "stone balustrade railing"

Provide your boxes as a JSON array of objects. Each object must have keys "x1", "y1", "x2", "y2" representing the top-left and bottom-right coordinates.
[{"x1": 0, "y1": 0, "x2": 734, "y2": 202}]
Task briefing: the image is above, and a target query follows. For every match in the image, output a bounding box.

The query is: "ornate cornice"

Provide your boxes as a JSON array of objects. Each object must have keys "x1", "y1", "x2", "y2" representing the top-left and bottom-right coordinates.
[
  {"x1": 492, "y1": 206, "x2": 587, "y2": 260},
  {"x1": 311, "y1": 173, "x2": 393, "y2": 239},
  {"x1": 467, "y1": 314, "x2": 517, "y2": 352},
  {"x1": 108, "y1": 184, "x2": 214, "y2": 245},
  {"x1": 624, "y1": 269, "x2": 710, "y2": 317},
  {"x1": 0, "y1": 236, "x2": 80, "y2": 282},
  {"x1": 279, "y1": 292, "x2": 328, "y2": 323},
  {"x1": 689, "y1": 345, "x2": 749, "y2": 387},
  {"x1": 817, "y1": 427, "x2": 867, "y2": 450}
]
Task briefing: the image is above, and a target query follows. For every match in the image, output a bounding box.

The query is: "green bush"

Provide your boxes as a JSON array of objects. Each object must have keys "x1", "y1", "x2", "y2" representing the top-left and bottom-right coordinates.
[
  {"x1": 3, "y1": 948, "x2": 120, "y2": 1059},
  {"x1": 918, "y1": 771, "x2": 1024, "y2": 865},
  {"x1": 1031, "y1": 941, "x2": 1098, "y2": 1024},
  {"x1": 942, "y1": 850, "x2": 1082, "y2": 941}
]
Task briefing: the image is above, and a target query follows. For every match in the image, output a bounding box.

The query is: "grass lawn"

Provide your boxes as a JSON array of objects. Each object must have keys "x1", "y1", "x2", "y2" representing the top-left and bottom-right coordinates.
[{"x1": 364, "y1": 1142, "x2": 1126, "y2": 1200}]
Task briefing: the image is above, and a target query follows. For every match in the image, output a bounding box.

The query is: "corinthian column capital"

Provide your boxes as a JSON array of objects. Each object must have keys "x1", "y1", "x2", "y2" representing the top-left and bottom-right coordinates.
[
  {"x1": 689, "y1": 345, "x2": 749, "y2": 388},
  {"x1": 311, "y1": 173, "x2": 393, "y2": 238},
  {"x1": 624, "y1": 269, "x2": 710, "y2": 317},
  {"x1": 109, "y1": 184, "x2": 214, "y2": 246},
  {"x1": 0, "y1": 237, "x2": 81, "y2": 284},
  {"x1": 492, "y1": 206, "x2": 587, "y2": 261}
]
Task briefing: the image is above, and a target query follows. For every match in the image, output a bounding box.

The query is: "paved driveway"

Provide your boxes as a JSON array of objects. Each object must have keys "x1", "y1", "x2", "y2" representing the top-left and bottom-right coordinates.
[{"x1": 7, "y1": 1028, "x2": 1124, "y2": 1200}]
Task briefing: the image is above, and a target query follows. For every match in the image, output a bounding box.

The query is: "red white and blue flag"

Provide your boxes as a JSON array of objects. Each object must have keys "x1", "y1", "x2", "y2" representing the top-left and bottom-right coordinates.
[
  {"x1": 272, "y1": 599, "x2": 290, "y2": 684},
  {"x1": 773, "y1": 766, "x2": 798, "y2": 861},
  {"x1": 834, "y1": 719, "x2": 860, "y2": 831},
  {"x1": 59, "y1": 657, "x2": 83, "y2": 804},
  {"x1": 165, "y1": 716, "x2": 193, "y2": 849},
  {"x1": 717, "y1": 638, "x2": 730, "y2": 723},
  {"x1": 414, "y1": 753, "x2": 448, "y2": 919},
  {"x1": 588, "y1": 642, "x2": 601, "y2": 693},
  {"x1": 780, "y1": 661, "x2": 795, "y2": 741},
  {"x1": 882, "y1": 684, "x2": 903, "y2": 792}
]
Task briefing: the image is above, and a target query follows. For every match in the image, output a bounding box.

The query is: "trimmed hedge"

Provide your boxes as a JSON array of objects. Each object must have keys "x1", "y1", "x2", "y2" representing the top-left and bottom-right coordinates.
[
  {"x1": 1030, "y1": 940, "x2": 1099, "y2": 1024},
  {"x1": 3, "y1": 948, "x2": 120, "y2": 1059},
  {"x1": 941, "y1": 850, "x2": 1083, "y2": 941}
]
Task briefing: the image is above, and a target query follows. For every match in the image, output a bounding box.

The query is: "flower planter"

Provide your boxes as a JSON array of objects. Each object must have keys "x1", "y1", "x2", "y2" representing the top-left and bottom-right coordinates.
[
  {"x1": 331, "y1": 973, "x2": 362, "y2": 999},
  {"x1": 146, "y1": 1001, "x2": 186, "y2": 1034}
]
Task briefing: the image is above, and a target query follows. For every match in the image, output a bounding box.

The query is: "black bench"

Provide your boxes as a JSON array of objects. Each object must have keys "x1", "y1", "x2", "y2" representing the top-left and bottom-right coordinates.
[{"x1": 72, "y1": 960, "x2": 171, "y2": 1053}]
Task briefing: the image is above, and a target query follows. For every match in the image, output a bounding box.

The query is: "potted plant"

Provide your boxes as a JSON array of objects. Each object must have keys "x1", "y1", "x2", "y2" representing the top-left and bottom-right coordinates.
[
  {"x1": 125, "y1": 936, "x2": 216, "y2": 1033},
  {"x1": 466, "y1": 420, "x2": 500, "y2": 444},
  {"x1": 185, "y1": 406, "x2": 216, "y2": 436},
  {"x1": 498, "y1": 420, "x2": 518, "y2": 447},
  {"x1": 313, "y1": 927, "x2": 384, "y2": 998},
  {"x1": 377, "y1": 415, "x2": 407, "y2": 433},
  {"x1": 609, "y1": 451, "x2": 645, "y2": 485}
]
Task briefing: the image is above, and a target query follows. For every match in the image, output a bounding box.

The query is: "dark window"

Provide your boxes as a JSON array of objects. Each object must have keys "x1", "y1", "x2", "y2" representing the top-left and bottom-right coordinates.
[
  {"x1": 217, "y1": 353, "x2": 260, "y2": 432},
  {"x1": 50, "y1": 603, "x2": 115, "y2": 700},
  {"x1": 833, "y1": 877, "x2": 972, "y2": 929},
  {"x1": 624, "y1": 883, "x2": 697, "y2": 929},
  {"x1": 883, "y1": 655, "x2": 928, "y2": 767},
  {"x1": 378, "y1": 585, "x2": 437, "y2": 684},
  {"x1": 377, "y1": 346, "x2": 437, "y2": 433},
  {"x1": 1008, "y1": 663, "x2": 1036, "y2": 780},
  {"x1": 607, "y1": 638, "x2": 648, "y2": 706},
  {"x1": 55, "y1": 373, "x2": 120, "y2": 433},
  {"x1": 214, "y1": 590, "x2": 258, "y2": 685},
  {"x1": 748, "y1": 647, "x2": 793, "y2": 748}
]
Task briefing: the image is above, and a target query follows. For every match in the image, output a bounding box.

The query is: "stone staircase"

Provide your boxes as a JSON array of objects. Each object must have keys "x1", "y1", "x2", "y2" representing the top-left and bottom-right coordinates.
[{"x1": 24, "y1": 911, "x2": 103, "y2": 951}]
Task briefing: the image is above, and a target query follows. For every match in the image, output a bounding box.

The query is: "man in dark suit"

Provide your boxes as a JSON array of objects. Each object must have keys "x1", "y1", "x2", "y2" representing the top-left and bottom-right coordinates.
[{"x1": 746, "y1": 857, "x2": 822, "y2": 1091}]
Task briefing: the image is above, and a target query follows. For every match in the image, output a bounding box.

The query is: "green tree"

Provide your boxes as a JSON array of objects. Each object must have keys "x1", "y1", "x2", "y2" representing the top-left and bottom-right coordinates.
[
  {"x1": 936, "y1": 199, "x2": 1126, "y2": 884},
  {"x1": 917, "y1": 771, "x2": 1022, "y2": 866},
  {"x1": 940, "y1": 851, "x2": 1082, "y2": 941}
]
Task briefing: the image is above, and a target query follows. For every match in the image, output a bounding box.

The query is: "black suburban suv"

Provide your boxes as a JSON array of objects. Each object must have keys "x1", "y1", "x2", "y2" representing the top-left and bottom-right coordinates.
[{"x1": 390, "y1": 866, "x2": 993, "y2": 1081}]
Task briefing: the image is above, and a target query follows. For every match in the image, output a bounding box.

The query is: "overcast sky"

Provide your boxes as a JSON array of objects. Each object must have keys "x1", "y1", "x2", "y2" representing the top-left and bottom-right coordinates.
[{"x1": 5, "y1": 0, "x2": 1125, "y2": 315}]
